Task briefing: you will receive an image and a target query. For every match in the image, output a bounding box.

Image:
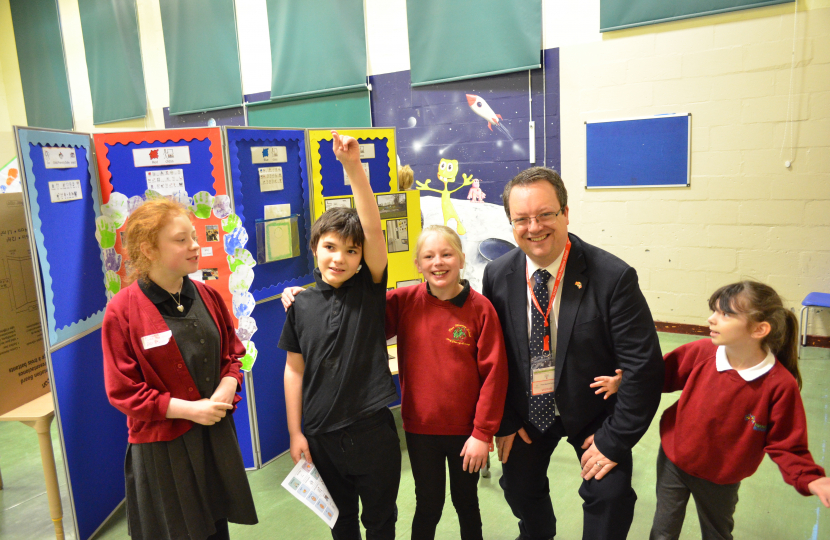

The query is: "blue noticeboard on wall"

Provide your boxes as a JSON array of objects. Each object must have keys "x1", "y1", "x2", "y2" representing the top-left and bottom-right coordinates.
[{"x1": 586, "y1": 114, "x2": 690, "y2": 189}]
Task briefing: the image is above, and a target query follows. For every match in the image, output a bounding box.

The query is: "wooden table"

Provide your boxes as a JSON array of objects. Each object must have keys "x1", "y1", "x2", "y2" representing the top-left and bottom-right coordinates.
[
  {"x1": 388, "y1": 344, "x2": 398, "y2": 375},
  {"x1": 0, "y1": 392, "x2": 64, "y2": 539}
]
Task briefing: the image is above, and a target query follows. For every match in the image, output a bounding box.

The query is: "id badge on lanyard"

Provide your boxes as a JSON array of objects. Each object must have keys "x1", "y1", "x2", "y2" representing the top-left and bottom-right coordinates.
[
  {"x1": 531, "y1": 353, "x2": 554, "y2": 396},
  {"x1": 526, "y1": 240, "x2": 571, "y2": 397}
]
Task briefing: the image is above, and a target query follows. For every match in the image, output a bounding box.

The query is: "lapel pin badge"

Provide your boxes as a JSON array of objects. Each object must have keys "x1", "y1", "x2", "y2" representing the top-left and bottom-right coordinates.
[{"x1": 575, "y1": 281, "x2": 582, "y2": 289}]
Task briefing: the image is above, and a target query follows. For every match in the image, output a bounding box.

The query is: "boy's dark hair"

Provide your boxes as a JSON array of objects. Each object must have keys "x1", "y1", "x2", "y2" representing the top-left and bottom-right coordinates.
[
  {"x1": 309, "y1": 207, "x2": 365, "y2": 251},
  {"x1": 501, "y1": 167, "x2": 568, "y2": 221}
]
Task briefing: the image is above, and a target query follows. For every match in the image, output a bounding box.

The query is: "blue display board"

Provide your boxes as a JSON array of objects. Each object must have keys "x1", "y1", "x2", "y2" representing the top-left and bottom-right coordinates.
[
  {"x1": 50, "y1": 328, "x2": 125, "y2": 540},
  {"x1": 17, "y1": 129, "x2": 107, "y2": 345},
  {"x1": 225, "y1": 127, "x2": 315, "y2": 300},
  {"x1": 249, "y1": 299, "x2": 290, "y2": 464},
  {"x1": 318, "y1": 137, "x2": 391, "y2": 197},
  {"x1": 586, "y1": 114, "x2": 690, "y2": 188}
]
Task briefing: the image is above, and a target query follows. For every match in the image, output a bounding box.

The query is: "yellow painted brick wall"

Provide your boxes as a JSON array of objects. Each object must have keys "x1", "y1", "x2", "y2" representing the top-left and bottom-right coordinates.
[{"x1": 561, "y1": 5, "x2": 830, "y2": 335}]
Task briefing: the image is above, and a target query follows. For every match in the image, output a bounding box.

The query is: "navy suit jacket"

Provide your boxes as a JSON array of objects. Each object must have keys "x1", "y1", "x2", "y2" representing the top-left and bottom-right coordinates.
[{"x1": 482, "y1": 233, "x2": 664, "y2": 463}]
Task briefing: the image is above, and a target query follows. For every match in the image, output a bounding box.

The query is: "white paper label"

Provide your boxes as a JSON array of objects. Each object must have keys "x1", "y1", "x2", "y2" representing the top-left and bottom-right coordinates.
[
  {"x1": 48, "y1": 180, "x2": 83, "y2": 203},
  {"x1": 43, "y1": 147, "x2": 78, "y2": 169},
  {"x1": 264, "y1": 204, "x2": 291, "y2": 220},
  {"x1": 201, "y1": 247, "x2": 213, "y2": 257},
  {"x1": 146, "y1": 169, "x2": 185, "y2": 195},
  {"x1": 259, "y1": 167, "x2": 284, "y2": 192},
  {"x1": 359, "y1": 144, "x2": 375, "y2": 159},
  {"x1": 251, "y1": 146, "x2": 288, "y2": 164},
  {"x1": 141, "y1": 330, "x2": 172, "y2": 350},
  {"x1": 133, "y1": 146, "x2": 191, "y2": 167},
  {"x1": 343, "y1": 163, "x2": 370, "y2": 186}
]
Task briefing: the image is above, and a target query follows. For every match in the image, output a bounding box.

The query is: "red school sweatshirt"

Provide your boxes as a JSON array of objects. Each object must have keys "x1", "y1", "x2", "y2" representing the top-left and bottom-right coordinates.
[
  {"x1": 660, "y1": 338, "x2": 824, "y2": 495},
  {"x1": 385, "y1": 283, "x2": 508, "y2": 442}
]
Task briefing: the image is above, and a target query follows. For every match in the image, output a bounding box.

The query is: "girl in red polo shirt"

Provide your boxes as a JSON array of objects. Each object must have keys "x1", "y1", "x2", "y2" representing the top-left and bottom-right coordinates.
[{"x1": 102, "y1": 199, "x2": 256, "y2": 540}]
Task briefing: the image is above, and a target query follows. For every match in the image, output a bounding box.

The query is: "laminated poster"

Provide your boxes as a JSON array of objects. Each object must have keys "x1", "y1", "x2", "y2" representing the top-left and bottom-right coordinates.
[
  {"x1": 281, "y1": 458, "x2": 338, "y2": 528},
  {"x1": 342, "y1": 163, "x2": 370, "y2": 186}
]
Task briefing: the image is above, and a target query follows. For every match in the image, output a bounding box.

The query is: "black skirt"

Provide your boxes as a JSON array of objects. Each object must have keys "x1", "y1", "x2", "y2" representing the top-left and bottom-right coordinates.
[{"x1": 125, "y1": 286, "x2": 257, "y2": 540}]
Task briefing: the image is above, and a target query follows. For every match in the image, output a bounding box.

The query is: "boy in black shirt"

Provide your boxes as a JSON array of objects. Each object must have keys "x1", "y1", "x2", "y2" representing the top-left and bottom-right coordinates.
[{"x1": 279, "y1": 131, "x2": 400, "y2": 540}]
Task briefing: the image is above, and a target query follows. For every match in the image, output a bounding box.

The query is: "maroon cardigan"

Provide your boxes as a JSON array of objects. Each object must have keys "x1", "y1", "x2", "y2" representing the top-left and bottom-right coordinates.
[{"x1": 102, "y1": 279, "x2": 245, "y2": 444}]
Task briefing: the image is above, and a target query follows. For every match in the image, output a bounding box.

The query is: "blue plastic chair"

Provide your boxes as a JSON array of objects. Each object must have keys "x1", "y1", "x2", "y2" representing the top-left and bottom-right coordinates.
[{"x1": 799, "y1": 292, "x2": 830, "y2": 357}]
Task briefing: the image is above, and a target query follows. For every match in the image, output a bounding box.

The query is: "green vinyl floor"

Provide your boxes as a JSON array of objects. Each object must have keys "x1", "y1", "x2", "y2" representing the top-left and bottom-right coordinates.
[{"x1": 2, "y1": 333, "x2": 829, "y2": 539}]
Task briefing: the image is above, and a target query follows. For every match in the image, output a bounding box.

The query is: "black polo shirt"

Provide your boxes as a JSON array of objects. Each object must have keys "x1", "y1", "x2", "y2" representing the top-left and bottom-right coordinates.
[{"x1": 278, "y1": 262, "x2": 397, "y2": 435}]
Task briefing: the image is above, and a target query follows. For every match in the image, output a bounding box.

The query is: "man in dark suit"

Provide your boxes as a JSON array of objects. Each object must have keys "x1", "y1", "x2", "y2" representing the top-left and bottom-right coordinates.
[{"x1": 482, "y1": 167, "x2": 664, "y2": 540}]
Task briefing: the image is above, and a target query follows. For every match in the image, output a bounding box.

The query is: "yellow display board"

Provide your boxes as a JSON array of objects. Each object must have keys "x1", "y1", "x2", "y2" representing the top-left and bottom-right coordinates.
[{"x1": 307, "y1": 128, "x2": 422, "y2": 288}]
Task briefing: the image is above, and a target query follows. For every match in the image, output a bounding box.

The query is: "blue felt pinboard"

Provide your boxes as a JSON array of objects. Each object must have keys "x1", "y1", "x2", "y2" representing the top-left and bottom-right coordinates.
[
  {"x1": 225, "y1": 128, "x2": 315, "y2": 300},
  {"x1": 318, "y1": 137, "x2": 391, "y2": 197},
  {"x1": 17, "y1": 129, "x2": 107, "y2": 345},
  {"x1": 50, "y1": 329, "x2": 125, "y2": 540},
  {"x1": 247, "y1": 299, "x2": 290, "y2": 464},
  {"x1": 586, "y1": 114, "x2": 690, "y2": 188},
  {"x1": 103, "y1": 137, "x2": 217, "y2": 197}
]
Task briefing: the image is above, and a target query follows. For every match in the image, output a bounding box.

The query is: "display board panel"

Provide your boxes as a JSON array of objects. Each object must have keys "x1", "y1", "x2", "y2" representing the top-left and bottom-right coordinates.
[
  {"x1": 16, "y1": 128, "x2": 107, "y2": 345},
  {"x1": 225, "y1": 127, "x2": 314, "y2": 300},
  {"x1": 307, "y1": 128, "x2": 422, "y2": 288},
  {"x1": 586, "y1": 114, "x2": 690, "y2": 189}
]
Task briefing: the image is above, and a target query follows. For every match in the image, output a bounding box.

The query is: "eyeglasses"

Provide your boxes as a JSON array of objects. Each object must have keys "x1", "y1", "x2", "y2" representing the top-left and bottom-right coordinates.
[{"x1": 510, "y1": 208, "x2": 565, "y2": 231}]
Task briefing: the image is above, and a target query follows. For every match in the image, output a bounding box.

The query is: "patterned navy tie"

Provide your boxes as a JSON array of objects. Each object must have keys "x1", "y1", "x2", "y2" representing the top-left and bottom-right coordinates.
[{"x1": 529, "y1": 268, "x2": 556, "y2": 432}]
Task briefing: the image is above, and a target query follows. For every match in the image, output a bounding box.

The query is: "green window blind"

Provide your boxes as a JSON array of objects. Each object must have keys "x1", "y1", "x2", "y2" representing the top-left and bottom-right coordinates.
[
  {"x1": 247, "y1": 90, "x2": 371, "y2": 129},
  {"x1": 159, "y1": 0, "x2": 243, "y2": 115},
  {"x1": 600, "y1": 0, "x2": 794, "y2": 32},
  {"x1": 78, "y1": 0, "x2": 146, "y2": 125},
  {"x1": 9, "y1": 0, "x2": 73, "y2": 130},
  {"x1": 265, "y1": 0, "x2": 367, "y2": 101},
  {"x1": 406, "y1": 0, "x2": 541, "y2": 87}
]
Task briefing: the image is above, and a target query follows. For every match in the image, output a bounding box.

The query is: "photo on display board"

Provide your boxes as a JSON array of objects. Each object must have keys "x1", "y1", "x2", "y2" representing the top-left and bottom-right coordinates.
[
  {"x1": 376, "y1": 193, "x2": 407, "y2": 220},
  {"x1": 205, "y1": 225, "x2": 219, "y2": 242},
  {"x1": 386, "y1": 219, "x2": 408, "y2": 254},
  {"x1": 324, "y1": 197, "x2": 353, "y2": 211},
  {"x1": 202, "y1": 268, "x2": 219, "y2": 281}
]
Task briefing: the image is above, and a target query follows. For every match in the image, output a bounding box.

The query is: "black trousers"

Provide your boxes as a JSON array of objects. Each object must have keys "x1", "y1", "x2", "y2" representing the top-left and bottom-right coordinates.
[
  {"x1": 404, "y1": 432, "x2": 482, "y2": 540},
  {"x1": 306, "y1": 408, "x2": 402, "y2": 540},
  {"x1": 650, "y1": 446, "x2": 740, "y2": 540},
  {"x1": 499, "y1": 418, "x2": 637, "y2": 540}
]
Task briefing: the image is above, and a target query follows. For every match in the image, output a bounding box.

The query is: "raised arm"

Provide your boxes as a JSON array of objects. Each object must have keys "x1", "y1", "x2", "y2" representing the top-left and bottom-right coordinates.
[{"x1": 331, "y1": 131, "x2": 386, "y2": 283}]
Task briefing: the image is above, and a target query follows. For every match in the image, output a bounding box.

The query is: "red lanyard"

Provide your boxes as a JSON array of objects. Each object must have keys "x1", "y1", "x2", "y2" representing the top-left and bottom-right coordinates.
[{"x1": 526, "y1": 240, "x2": 571, "y2": 352}]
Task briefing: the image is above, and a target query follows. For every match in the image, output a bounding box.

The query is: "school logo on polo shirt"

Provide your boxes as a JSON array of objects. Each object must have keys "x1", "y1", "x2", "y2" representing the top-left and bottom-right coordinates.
[{"x1": 447, "y1": 324, "x2": 473, "y2": 346}]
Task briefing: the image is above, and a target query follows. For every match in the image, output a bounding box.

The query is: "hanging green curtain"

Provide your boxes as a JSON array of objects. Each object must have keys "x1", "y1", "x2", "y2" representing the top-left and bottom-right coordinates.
[
  {"x1": 78, "y1": 0, "x2": 146, "y2": 125},
  {"x1": 265, "y1": 0, "x2": 367, "y2": 102},
  {"x1": 9, "y1": 0, "x2": 73, "y2": 130},
  {"x1": 159, "y1": 0, "x2": 243, "y2": 115},
  {"x1": 247, "y1": 90, "x2": 371, "y2": 128},
  {"x1": 600, "y1": 0, "x2": 793, "y2": 32},
  {"x1": 406, "y1": 0, "x2": 541, "y2": 87}
]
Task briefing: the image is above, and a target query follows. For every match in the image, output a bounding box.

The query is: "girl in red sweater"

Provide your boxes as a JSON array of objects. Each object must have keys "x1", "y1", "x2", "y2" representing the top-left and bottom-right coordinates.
[
  {"x1": 597, "y1": 280, "x2": 830, "y2": 540},
  {"x1": 102, "y1": 199, "x2": 257, "y2": 540},
  {"x1": 283, "y1": 224, "x2": 507, "y2": 540}
]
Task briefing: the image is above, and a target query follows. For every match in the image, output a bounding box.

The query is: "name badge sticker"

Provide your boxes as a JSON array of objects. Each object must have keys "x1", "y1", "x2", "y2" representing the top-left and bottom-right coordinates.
[{"x1": 141, "y1": 330, "x2": 172, "y2": 350}]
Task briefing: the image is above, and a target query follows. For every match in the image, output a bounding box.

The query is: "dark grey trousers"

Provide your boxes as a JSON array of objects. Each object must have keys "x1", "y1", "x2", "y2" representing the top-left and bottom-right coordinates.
[{"x1": 650, "y1": 446, "x2": 740, "y2": 540}]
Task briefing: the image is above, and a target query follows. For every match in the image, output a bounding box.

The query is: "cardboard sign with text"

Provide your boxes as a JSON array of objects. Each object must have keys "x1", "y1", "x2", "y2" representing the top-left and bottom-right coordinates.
[{"x1": 0, "y1": 193, "x2": 48, "y2": 416}]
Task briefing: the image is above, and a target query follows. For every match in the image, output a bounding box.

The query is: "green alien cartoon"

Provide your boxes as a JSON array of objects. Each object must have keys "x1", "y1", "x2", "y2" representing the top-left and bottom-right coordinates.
[{"x1": 416, "y1": 158, "x2": 474, "y2": 235}]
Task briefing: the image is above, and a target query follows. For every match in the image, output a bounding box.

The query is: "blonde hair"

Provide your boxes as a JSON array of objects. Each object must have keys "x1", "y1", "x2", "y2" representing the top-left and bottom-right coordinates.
[
  {"x1": 398, "y1": 165, "x2": 414, "y2": 190},
  {"x1": 414, "y1": 225, "x2": 465, "y2": 269},
  {"x1": 124, "y1": 199, "x2": 191, "y2": 284}
]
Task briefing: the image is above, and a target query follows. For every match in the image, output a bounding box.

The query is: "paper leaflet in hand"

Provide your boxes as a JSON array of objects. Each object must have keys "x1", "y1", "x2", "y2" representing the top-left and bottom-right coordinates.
[{"x1": 281, "y1": 458, "x2": 338, "y2": 528}]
